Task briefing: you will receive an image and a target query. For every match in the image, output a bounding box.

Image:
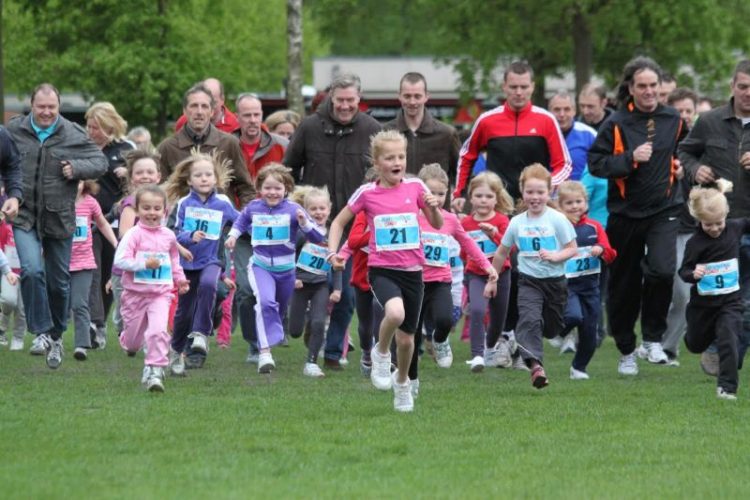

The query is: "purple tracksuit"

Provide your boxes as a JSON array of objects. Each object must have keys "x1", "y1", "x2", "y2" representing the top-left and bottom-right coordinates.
[{"x1": 229, "y1": 198, "x2": 324, "y2": 349}]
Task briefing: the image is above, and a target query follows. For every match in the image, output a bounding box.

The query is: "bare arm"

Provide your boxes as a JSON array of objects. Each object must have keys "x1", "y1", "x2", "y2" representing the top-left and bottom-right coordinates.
[{"x1": 94, "y1": 213, "x2": 119, "y2": 249}]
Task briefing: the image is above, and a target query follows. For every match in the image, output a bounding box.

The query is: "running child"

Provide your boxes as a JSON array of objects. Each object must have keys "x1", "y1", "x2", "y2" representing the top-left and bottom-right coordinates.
[
  {"x1": 70, "y1": 180, "x2": 119, "y2": 360},
  {"x1": 460, "y1": 171, "x2": 514, "y2": 372},
  {"x1": 328, "y1": 130, "x2": 443, "y2": 412},
  {"x1": 0, "y1": 214, "x2": 25, "y2": 351},
  {"x1": 679, "y1": 180, "x2": 745, "y2": 400},
  {"x1": 556, "y1": 181, "x2": 616, "y2": 380},
  {"x1": 485, "y1": 163, "x2": 577, "y2": 389},
  {"x1": 166, "y1": 151, "x2": 239, "y2": 375},
  {"x1": 288, "y1": 185, "x2": 342, "y2": 378},
  {"x1": 114, "y1": 185, "x2": 189, "y2": 391},
  {"x1": 225, "y1": 163, "x2": 325, "y2": 374}
]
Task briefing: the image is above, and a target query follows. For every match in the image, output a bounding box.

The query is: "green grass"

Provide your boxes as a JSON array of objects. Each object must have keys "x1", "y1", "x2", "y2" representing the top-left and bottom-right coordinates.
[{"x1": 1, "y1": 322, "x2": 748, "y2": 499}]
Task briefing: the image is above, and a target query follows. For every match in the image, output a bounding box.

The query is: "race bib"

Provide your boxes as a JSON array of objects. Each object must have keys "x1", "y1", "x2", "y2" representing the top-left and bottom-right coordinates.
[
  {"x1": 468, "y1": 230, "x2": 498, "y2": 257},
  {"x1": 422, "y1": 232, "x2": 450, "y2": 267},
  {"x1": 73, "y1": 216, "x2": 88, "y2": 243},
  {"x1": 4, "y1": 244, "x2": 19, "y2": 269},
  {"x1": 297, "y1": 243, "x2": 331, "y2": 275},
  {"x1": 448, "y1": 237, "x2": 463, "y2": 270},
  {"x1": 134, "y1": 252, "x2": 172, "y2": 285},
  {"x1": 373, "y1": 213, "x2": 420, "y2": 251},
  {"x1": 518, "y1": 224, "x2": 557, "y2": 257},
  {"x1": 565, "y1": 246, "x2": 601, "y2": 278},
  {"x1": 252, "y1": 214, "x2": 291, "y2": 246},
  {"x1": 697, "y1": 258, "x2": 739, "y2": 296},
  {"x1": 184, "y1": 207, "x2": 223, "y2": 240}
]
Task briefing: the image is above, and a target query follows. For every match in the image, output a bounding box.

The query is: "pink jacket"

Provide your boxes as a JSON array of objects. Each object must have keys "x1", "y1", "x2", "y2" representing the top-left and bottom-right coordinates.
[{"x1": 114, "y1": 222, "x2": 185, "y2": 296}]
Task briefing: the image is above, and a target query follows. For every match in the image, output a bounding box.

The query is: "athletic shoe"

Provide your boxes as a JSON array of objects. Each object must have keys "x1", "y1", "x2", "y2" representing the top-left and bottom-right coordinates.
[
  {"x1": 717, "y1": 386, "x2": 737, "y2": 401},
  {"x1": 547, "y1": 336, "x2": 564, "y2": 349},
  {"x1": 46, "y1": 339, "x2": 63, "y2": 369},
  {"x1": 73, "y1": 347, "x2": 87, "y2": 361},
  {"x1": 146, "y1": 367, "x2": 165, "y2": 392},
  {"x1": 0, "y1": 333, "x2": 7, "y2": 346},
  {"x1": 701, "y1": 351, "x2": 719, "y2": 377},
  {"x1": 531, "y1": 365, "x2": 549, "y2": 389},
  {"x1": 370, "y1": 343, "x2": 393, "y2": 391},
  {"x1": 666, "y1": 354, "x2": 680, "y2": 367},
  {"x1": 635, "y1": 344, "x2": 648, "y2": 360},
  {"x1": 360, "y1": 355, "x2": 372, "y2": 377},
  {"x1": 339, "y1": 357, "x2": 349, "y2": 367},
  {"x1": 10, "y1": 336, "x2": 24, "y2": 351},
  {"x1": 185, "y1": 353, "x2": 205, "y2": 369},
  {"x1": 141, "y1": 366, "x2": 151, "y2": 384},
  {"x1": 30, "y1": 334, "x2": 51, "y2": 356},
  {"x1": 495, "y1": 338, "x2": 513, "y2": 368},
  {"x1": 484, "y1": 346, "x2": 501, "y2": 367},
  {"x1": 189, "y1": 332, "x2": 208, "y2": 354},
  {"x1": 641, "y1": 341, "x2": 668, "y2": 364},
  {"x1": 392, "y1": 370, "x2": 414, "y2": 412},
  {"x1": 258, "y1": 352, "x2": 275, "y2": 374},
  {"x1": 423, "y1": 339, "x2": 436, "y2": 361},
  {"x1": 434, "y1": 340, "x2": 453, "y2": 368},
  {"x1": 95, "y1": 330, "x2": 107, "y2": 350},
  {"x1": 618, "y1": 352, "x2": 639, "y2": 376},
  {"x1": 410, "y1": 378, "x2": 420, "y2": 398},
  {"x1": 569, "y1": 366, "x2": 590, "y2": 380},
  {"x1": 89, "y1": 324, "x2": 100, "y2": 349},
  {"x1": 512, "y1": 355, "x2": 530, "y2": 372},
  {"x1": 303, "y1": 362, "x2": 325, "y2": 378},
  {"x1": 560, "y1": 333, "x2": 577, "y2": 354},
  {"x1": 169, "y1": 349, "x2": 185, "y2": 376},
  {"x1": 468, "y1": 355, "x2": 485, "y2": 373}
]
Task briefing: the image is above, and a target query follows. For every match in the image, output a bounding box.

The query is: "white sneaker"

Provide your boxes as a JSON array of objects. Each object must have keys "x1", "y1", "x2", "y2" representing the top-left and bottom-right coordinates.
[
  {"x1": 169, "y1": 349, "x2": 185, "y2": 376},
  {"x1": 46, "y1": 339, "x2": 63, "y2": 369},
  {"x1": 10, "y1": 336, "x2": 24, "y2": 351},
  {"x1": 512, "y1": 355, "x2": 530, "y2": 372},
  {"x1": 717, "y1": 386, "x2": 737, "y2": 401},
  {"x1": 495, "y1": 338, "x2": 513, "y2": 368},
  {"x1": 392, "y1": 370, "x2": 414, "y2": 412},
  {"x1": 246, "y1": 351, "x2": 259, "y2": 364},
  {"x1": 141, "y1": 366, "x2": 151, "y2": 384},
  {"x1": 146, "y1": 366, "x2": 165, "y2": 392},
  {"x1": 410, "y1": 378, "x2": 420, "y2": 399},
  {"x1": 370, "y1": 343, "x2": 393, "y2": 391},
  {"x1": 468, "y1": 355, "x2": 485, "y2": 373},
  {"x1": 30, "y1": 333, "x2": 51, "y2": 356},
  {"x1": 303, "y1": 362, "x2": 325, "y2": 378},
  {"x1": 189, "y1": 332, "x2": 208, "y2": 354},
  {"x1": 570, "y1": 366, "x2": 590, "y2": 380},
  {"x1": 548, "y1": 336, "x2": 564, "y2": 349},
  {"x1": 258, "y1": 352, "x2": 275, "y2": 373},
  {"x1": 560, "y1": 333, "x2": 577, "y2": 354},
  {"x1": 635, "y1": 344, "x2": 649, "y2": 360},
  {"x1": 618, "y1": 352, "x2": 639, "y2": 376},
  {"x1": 339, "y1": 357, "x2": 349, "y2": 367},
  {"x1": 73, "y1": 347, "x2": 87, "y2": 361},
  {"x1": 640, "y1": 341, "x2": 668, "y2": 364},
  {"x1": 484, "y1": 346, "x2": 502, "y2": 367},
  {"x1": 434, "y1": 340, "x2": 453, "y2": 368}
]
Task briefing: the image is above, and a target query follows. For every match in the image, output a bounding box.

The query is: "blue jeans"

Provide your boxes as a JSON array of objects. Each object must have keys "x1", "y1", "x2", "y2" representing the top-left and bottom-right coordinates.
[
  {"x1": 13, "y1": 227, "x2": 73, "y2": 339},
  {"x1": 738, "y1": 235, "x2": 750, "y2": 367},
  {"x1": 325, "y1": 258, "x2": 354, "y2": 361}
]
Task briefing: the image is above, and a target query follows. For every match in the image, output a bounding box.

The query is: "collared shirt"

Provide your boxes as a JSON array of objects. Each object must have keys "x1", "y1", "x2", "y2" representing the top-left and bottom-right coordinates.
[
  {"x1": 183, "y1": 124, "x2": 210, "y2": 145},
  {"x1": 31, "y1": 116, "x2": 59, "y2": 143}
]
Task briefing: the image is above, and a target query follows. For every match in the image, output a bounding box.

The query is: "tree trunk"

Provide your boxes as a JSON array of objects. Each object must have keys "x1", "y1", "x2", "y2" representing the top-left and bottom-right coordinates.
[
  {"x1": 572, "y1": 7, "x2": 592, "y2": 96},
  {"x1": 0, "y1": 0, "x2": 5, "y2": 123},
  {"x1": 156, "y1": 0, "x2": 168, "y2": 138},
  {"x1": 286, "y1": 0, "x2": 304, "y2": 116}
]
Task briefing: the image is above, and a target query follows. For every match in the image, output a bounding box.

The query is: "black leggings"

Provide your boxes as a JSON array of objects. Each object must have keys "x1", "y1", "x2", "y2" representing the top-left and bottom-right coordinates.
[
  {"x1": 409, "y1": 281, "x2": 453, "y2": 380},
  {"x1": 288, "y1": 281, "x2": 329, "y2": 363}
]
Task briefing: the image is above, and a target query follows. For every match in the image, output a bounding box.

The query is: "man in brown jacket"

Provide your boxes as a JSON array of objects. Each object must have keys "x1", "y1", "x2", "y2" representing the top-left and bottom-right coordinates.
[{"x1": 157, "y1": 83, "x2": 254, "y2": 206}]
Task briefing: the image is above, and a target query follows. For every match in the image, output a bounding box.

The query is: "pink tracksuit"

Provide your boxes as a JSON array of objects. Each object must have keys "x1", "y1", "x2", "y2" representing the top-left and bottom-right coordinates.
[{"x1": 113, "y1": 222, "x2": 186, "y2": 367}]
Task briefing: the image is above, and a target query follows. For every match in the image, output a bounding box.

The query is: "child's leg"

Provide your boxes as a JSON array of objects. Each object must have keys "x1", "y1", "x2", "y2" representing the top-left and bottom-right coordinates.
[
  {"x1": 119, "y1": 290, "x2": 148, "y2": 353},
  {"x1": 354, "y1": 288, "x2": 374, "y2": 358},
  {"x1": 305, "y1": 283, "x2": 330, "y2": 364},
  {"x1": 69, "y1": 270, "x2": 94, "y2": 348},
  {"x1": 172, "y1": 270, "x2": 199, "y2": 353},
  {"x1": 217, "y1": 285, "x2": 235, "y2": 346},
  {"x1": 562, "y1": 289, "x2": 583, "y2": 338},
  {"x1": 144, "y1": 294, "x2": 173, "y2": 368},
  {"x1": 111, "y1": 275, "x2": 124, "y2": 334},
  {"x1": 485, "y1": 270, "x2": 511, "y2": 348},
  {"x1": 541, "y1": 278, "x2": 568, "y2": 341},
  {"x1": 288, "y1": 285, "x2": 312, "y2": 339},
  {"x1": 684, "y1": 304, "x2": 718, "y2": 355},
  {"x1": 191, "y1": 264, "x2": 221, "y2": 337},
  {"x1": 248, "y1": 265, "x2": 294, "y2": 350},
  {"x1": 14, "y1": 292, "x2": 26, "y2": 341},
  {"x1": 515, "y1": 276, "x2": 546, "y2": 366},
  {"x1": 572, "y1": 287, "x2": 601, "y2": 372},
  {"x1": 466, "y1": 274, "x2": 489, "y2": 357},
  {"x1": 715, "y1": 302, "x2": 742, "y2": 394}
]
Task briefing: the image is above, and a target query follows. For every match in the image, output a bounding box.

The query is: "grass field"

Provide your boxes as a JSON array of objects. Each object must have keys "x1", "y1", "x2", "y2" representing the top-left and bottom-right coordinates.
[{"x1": 1, "y1": 323, "x2": 748, "y2": 499}]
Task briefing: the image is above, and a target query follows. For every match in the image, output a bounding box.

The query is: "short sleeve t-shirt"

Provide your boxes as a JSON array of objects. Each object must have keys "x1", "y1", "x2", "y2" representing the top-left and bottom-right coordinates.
[
  {"x1": 347, "y1": 178, "x2": 430, "y2": 270},
  {"x1": 501, "y1": 207, "x2": 576, "y2": 278},
  {"x1": 70, "y1": 194, "x2": 103, "y2": 272}
]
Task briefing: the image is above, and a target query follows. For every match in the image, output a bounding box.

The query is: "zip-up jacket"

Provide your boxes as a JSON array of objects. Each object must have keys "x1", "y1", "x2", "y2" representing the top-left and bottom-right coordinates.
[
  {"x1": 0, "y1": 127, "x2": 23, "y2": 203},
  {"x1": 229, "y1": 198, "x2": 324, "y2": 272},
  {"x1": 454, "y1": 101, "x2": 571, "y2": 201},
  {"x1": 234, "y1": 124, "x2": 288, "y2": 181},
  {"x1": 95, "y1": 139, "x2": 135, "y2": 217},
  {"x1": 7, "y1": 114, "x2": 107, "y2": 238},
  {"x1": 588, "y1": 102, "x2": 688, "y2": 219},
  {"x1": 564, "y1": 121, "x2": 597, "y2": 181},
  {"x1": 567, "y1": 214, "x2": 616, "y2": 290},
  {"x1": 168, "y1": 190, "x2": 239, "y2": 271}
]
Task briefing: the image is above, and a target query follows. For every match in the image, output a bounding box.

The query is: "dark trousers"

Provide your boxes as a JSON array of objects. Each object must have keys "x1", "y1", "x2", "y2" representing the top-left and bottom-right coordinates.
[
  {"x1": 606, "y1": 211, "x2": 678, "y2": 355},
  {"x1": 89, "y1": 230, "x2": 114, "y2": 329},
  {"x1": 466, "y1": 270, "x2": 512, "y2": 356},
  {"x1": 355, "y1": 287, "x2": 379, "y2": 360},
  {"x1": 172, "y1": 264, "x2": 221, "y2": 353},
  {"x1": 516, "y1": 274, "x2": 567, "y2": 365},
  {"x1": 288, "y1": 281, "x2": 329, "y2": 363},
  {"x1": 233, "y1": 235, "x2": 258, "y2": 352},
  {"x1": 325, "y1": 259, "x2": 354, "y2": 361},
  {"x1": 685, "y1": 299, "x2": 742, "y2": 393},
  {"x1": 562, "y1": 282, "x2": 601, "y2": 372},
  {"x1": 409, "y1": 281, "x2": 453, "y2": 380}
]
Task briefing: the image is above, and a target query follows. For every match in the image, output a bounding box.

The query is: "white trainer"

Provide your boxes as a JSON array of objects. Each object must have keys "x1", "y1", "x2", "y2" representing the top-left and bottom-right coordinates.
[
  {"x1": 9, "y1": 336, "x2": 24, "y2": 351},
  {"x1": 303, "y1": 362, "x2": 325, "y2": 378},
  {"x1": 643, "y1": 342, "x2": 668, "y2": 364},
  {"x1": 717, "y1": 386, "x2": 737, "y2": 401},
  {"x1": 484, "y1": 346, "x2": 502, "y2": 367},
  {"x1": 169, "y1": 349, "x2": 185, "y2": 376},
  {"x1": 392, "y1": 370, "x2": 414, "y2": 412},
  {"x1": 146, "y1": 367, "x2": 165, "y2": 392},
  {"x1": 141, "y1": 366, "x2": 151, "y2": 384},
  {"x1": 46, "y1": 339, "x2": 63, "y2": 369},
  {"x1": 434, "y1": 340, "x2": 453, "y2": 368},
  {"x1": 548, "y1": 336, "x2": 564, "y2": 349},
  {"x1": 189, "y1": 332, "x2": 208, "y2": 354},
  {"x1": 370, "y1": 343, "x2": 393, "y2": 391},
  {"x1": 410, "y1": 378, "x2": 420, "y2": 399},
  {"x1": 570, "y1": 366, "x2": 590, "y2": 380},
  {"x1": 258, "y1": 352, "x2": 275, "y2": 374},
  {"x1": 512, "y1": 355, "x2": 530, "y2": 372},
  {"x1": 30, "y1": 333, "x2": 51, "y2": 356},
  {"x1": 618, "y1": 352, "x2": 639, "y2": 376},
  {"x1": 468, "y1": 355, "x2": 485, "y2": 373},
  {"x1": 495, "y1": 338, "x2": 513, "y2": 368},
  {"x1": 73, "y1": 347, "x2": 88, "y2": 361},
  {"x1": 560, "y1": 333, "x2": 577, "y2": 354}
]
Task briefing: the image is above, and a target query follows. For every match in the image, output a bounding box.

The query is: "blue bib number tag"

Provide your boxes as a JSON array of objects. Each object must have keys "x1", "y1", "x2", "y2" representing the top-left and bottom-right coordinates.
[
  {"x1": 252, "y1": 214, "x2": 291, "y2": 246},
  {"x1": 468, "y1": 230, "x2": 498, "y2": 257},
  {"x1": 73, "y1": 216, "x2": 88, "y2": 243},
  {"x1": 373, "y1": 213, "x2": 420, "y2": 251},
  {"x1": 134, "y1": 252, "x2": 172, "y2": 285},
  {"x1": 184, "y1": 207, "x2": 223, "y2": 240},
  {"x1": 518, "y1": 224, "x2": 557, "y2": 257},
  {"x1": 297, "y1": 243, "x2": 331, "y2": 275},
  {"x1": 448, "y1": 237, "x2": 463, "y2": 270},
  {"x1": 698, "y1": 258, "x2": 739, "y2": 296},
  {"x1": 422, "y1": 232, "x2": 450, "y2": 267},
  {"x1": 565, "y1": 246, "x2": 601, "y2": 278}
]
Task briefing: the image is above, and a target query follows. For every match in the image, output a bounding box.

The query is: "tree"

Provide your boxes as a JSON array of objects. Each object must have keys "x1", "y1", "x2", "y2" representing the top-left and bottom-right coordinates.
[{"x1": 287, "y1": 0, "x2": 304, "y2": 117}]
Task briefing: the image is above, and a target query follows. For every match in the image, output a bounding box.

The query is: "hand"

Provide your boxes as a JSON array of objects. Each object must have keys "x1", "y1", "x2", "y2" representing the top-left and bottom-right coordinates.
[
  {"x1": 113, "y1": 166, "x2": 128, "y2": 178},
  {"x1": 694, "y1": 165, "x2": 716, "y2": 184},
  {"x1": 5, "y1": 272, "x2": 18, "y2": 286},
  {"x1": 295, "y1": 279, "x2": 303, "y2": 289},
  {"x1": 538, "y1": 249, "x2": 555, "y2": 262},
  {"x1": 1, "y1": 197, "x2": 19, "y2": 220},
  {"x1": 296, "y1": 209, "x2": 309, "y2": 228},
  {"x1": 61, "y1": 161, "x2": 74, "y2": 179},
  {"x1": 105, "y1": 278, "x2": 112, "y2": 294},
  {"x1": 225, "y1": 236, "x2": 237, "y2": 250},
  {"x1": 741, "y1": 152, "x2": 750, "y2": 170},
  {"x1": 145, "y1": 256, "x2": 161, "y2": 269},
  {"x1": 177, "y1": 280, "x2": 190, "y2": 295},
  {"x1": 423, "y1": 192, "x2": 440, "y2": 209},
  {"x1": 672, "y1": 158, "x2": 684, "y2": 180},
  {"x1": 483, "y1": 281, "x2": 497, "y2": 299},
  {"x1": 330, "y1": 253, "x2": 345, "y2": 271},
  {"x1": 178, "y1": 245, "x2": 193, "y2": 262},
  {"x1": 486, "y1": 266, "x2": 498, "y2": 284},
  {"x1": 329, "y1": 290, "x2": 341, "y2": 303},
  {"x1": 223, "y1": 277, "x2": 237, "y2": 291},
  {"x1": 590, "y1": 245, "x2": 603, "y2": 258},
  {"x1": 693, "y1": 264, "x2": 706, "y2": 280},
  {"x1": 192, "y1": 231, "x2": 206, "y2": 243},
  {"x1": 451, "y1": 197, "x2": 466, "y2": 213},
  {"x1": 478, "y1": 222, "x2": 497, "y2": 238},
  {"x1": 633, "y1": 142, "x2": 653, "y2": 163}
]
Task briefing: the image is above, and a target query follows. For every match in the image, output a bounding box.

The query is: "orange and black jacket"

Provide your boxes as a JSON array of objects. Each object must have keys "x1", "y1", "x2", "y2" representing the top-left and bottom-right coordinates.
[{"x1": 588, "y1": 101, "x2": 688, "y2": 219}]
